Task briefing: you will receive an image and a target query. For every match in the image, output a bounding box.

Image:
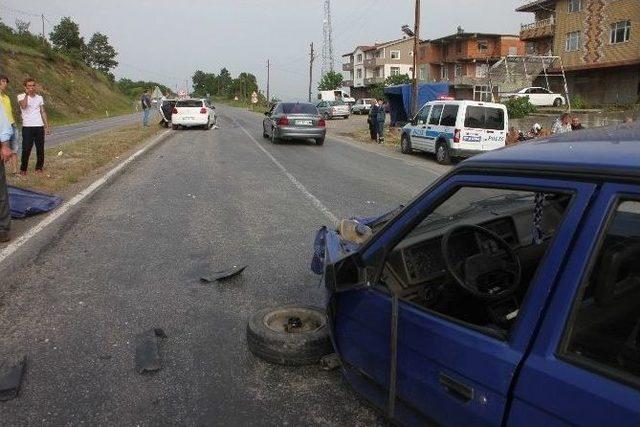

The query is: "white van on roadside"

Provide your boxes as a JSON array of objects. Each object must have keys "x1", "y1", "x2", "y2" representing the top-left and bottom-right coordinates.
[{"x1": 400, "y1": 100, "x2": 508, "y2": 164}]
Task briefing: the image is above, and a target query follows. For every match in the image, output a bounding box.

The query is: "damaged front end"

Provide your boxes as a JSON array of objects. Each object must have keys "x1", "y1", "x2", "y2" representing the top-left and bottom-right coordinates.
[{"x1": 310, "y1": 206, "x2": 403, "y2": 293}]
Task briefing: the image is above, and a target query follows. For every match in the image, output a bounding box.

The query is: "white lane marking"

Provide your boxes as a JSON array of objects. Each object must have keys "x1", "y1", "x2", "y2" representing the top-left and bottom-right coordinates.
[
  {"x1": 232, "y1": 119, "x2": 338, "y2": 224},
  {"x1": 0, "y1": 130, "x2": 171, "y2": 265}
]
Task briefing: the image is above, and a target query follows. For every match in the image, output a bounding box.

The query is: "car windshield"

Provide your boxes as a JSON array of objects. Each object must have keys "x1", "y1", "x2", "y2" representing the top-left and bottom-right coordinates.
[
  {"x1": 281, "y1": 103, "x2": 317, "y2": 114},
  {"x1": 176, "y1": 100, "x2": 203, "y2": 107}
]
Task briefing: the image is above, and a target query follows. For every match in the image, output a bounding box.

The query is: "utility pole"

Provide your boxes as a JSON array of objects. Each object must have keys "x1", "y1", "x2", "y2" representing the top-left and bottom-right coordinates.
[
  {"x1": 41, "y1": 14, "x2": 45, "y2": 41},
  {"x1": 266, "y1": 60, "x2": 271, "y2": 104},
  {"x1": 411, "y1": 0, "x2": 421, "y2": 117},
  {"x1": 308, "y1": 43, "x2": 315, "y2": 102}
]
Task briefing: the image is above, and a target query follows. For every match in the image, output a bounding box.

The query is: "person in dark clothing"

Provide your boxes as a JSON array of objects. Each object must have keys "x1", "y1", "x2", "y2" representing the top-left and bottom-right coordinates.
[
  {"x1": 367, "y1": 102, "x2": 379, "y2": 140},
  {"x1": 141, "y1": 90, "x2": 152, "y2": 127},
  {"x1": 571, "y1": 116, "x2": 584, "y2": 131},
  {"x1": 375, "y1": 98, "x2": 386, "y2": 143},
  {"x1": 0, "y1": 106, "x2": 13, "y2": 242}
]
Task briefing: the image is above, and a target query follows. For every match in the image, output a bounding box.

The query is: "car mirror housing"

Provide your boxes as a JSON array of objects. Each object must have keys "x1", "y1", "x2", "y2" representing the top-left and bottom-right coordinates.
[{"x1": 324, "y1": 252, "x2": 370, "y2": 293}]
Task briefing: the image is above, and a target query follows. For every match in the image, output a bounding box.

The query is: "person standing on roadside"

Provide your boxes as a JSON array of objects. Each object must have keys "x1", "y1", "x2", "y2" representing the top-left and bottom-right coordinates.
[
  {"x1": 141, "y1": 89, "x2": 152, "y2": 127},
  {"x1": 367, "y1": 101, "x2": 378, "y2": 141},
  {"x1": 0, "y1": 105, "x2": 13, "y2": 242},
  {"x1": 375, "y1": 98, "x2": 386, "y2": 143},
  {"x1": 18, "y1": 77, "x2": 50, "y2": 175},
  {"x1": 0, "y1": 75, "x2": 19, "y2": 175}
]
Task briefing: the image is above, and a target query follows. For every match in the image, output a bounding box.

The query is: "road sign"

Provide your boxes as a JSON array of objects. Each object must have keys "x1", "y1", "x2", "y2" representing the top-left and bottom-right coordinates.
[{"x1": 251, "y1": 91, "x2": 258, "y2": 104}]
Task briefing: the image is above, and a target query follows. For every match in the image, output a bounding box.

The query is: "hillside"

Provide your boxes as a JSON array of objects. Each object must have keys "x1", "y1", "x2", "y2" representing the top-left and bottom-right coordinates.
[{"x1": 0, "y1": 41, "x2": 135, "y2": 125}]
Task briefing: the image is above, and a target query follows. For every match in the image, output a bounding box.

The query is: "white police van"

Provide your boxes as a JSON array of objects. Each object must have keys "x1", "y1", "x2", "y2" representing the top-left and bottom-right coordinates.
[{"x1": 400, "y1": 100, "x2": 508, "y2": 164}]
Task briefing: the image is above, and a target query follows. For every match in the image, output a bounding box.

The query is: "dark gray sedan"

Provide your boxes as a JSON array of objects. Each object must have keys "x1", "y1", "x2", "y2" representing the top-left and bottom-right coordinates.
[{"x1": 262, "y1": 102, "x2": 326, "y2": 145}]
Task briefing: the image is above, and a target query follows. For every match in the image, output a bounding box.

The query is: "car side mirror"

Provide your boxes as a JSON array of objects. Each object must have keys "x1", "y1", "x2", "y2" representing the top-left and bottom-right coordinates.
[
  {"x1": 411, "y1": 117, "x2": 418, "y2": 126},
  {"x1": 324, "y1": 252, "x2": 370, "y2": 293},
  {"x1": 264, "y1": 111, "x2": 271, "y2": 116}
]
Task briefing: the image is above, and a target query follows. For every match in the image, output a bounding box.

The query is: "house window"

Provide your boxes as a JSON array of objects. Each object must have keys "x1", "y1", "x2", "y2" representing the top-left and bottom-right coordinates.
[
  {"x1": 477, "y1": 40, "x2": 488, "y2": 51},
  {"x1": 419, "y1": 66, "x2": 427, "y2": 81},
  {"x1": 356, "y1": 68, "x2": 362, "y2": 78},
  {"x1": 356, "y1": 53, "x2": 363, "y2": 62},
  {"x1": 508, "y1": 46, "x2": 518, "y2": 55},
  {"x1": 376, "y1": 67, "x2": 383, "y2": 78},
  {"x1": 454, "y1": 63, "x2": 464, "y2": 77},
  {"x1": 565, "y1": 31, "x2": 581, "y2": 52},
  {"x1": 610, "y1": 21, "x2": 631, "y2": 44},
  {"x1": 568, "y1": 0, "x2": 581, "y2": 13},
  {"x1": 390, "y1": 50, "x2": 400, "y2": 59},
  {"x1": 441, "y1": 66, "x2": 449, "y2": 80},
  {"x1": 473, "y1": 85, "x2": 493, "y2": 101},
  {"x1": 390, "y1": 67, "x2": 401, "y2": 76},
  {"x1": 375, "y1": 50, "x2": 383, "y2": 58}
]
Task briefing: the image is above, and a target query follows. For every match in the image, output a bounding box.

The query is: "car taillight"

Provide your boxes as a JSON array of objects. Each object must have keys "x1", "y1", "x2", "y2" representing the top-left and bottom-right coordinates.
[
  {"x1": 200, "y1": 107, "x2": 207, "y2": 114},
  {"x1": 454, "y1": 129, "x2": 461, "y2": 143},
  {"x1": 172, "y1": 107, "x2": 178, "y2": 114},
  {"x1": 317, "y1": 118, "x2": 326, "y2": 127},
  {"x1": 277, "y1": 117, "x2": 289, "y2": 126},
  {"x1": 332, "y1": 107, "x2": 337, "y2": 113}
]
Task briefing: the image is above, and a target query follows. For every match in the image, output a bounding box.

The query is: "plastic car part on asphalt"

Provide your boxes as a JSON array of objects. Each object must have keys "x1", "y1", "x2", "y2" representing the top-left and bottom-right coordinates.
[
  {"x1": 200, "y1": 265, "x2": 247, "y2": 283},
  {"x1": 134, "y1": 328, "x2": 167, "y2": 374},
  {"x1": 0, "y1": 354, "x2": 27, "y2": 401}
]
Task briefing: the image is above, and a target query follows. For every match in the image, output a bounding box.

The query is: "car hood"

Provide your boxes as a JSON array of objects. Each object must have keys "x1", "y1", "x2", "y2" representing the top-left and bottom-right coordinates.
[{"x1": 310, "y1": 206, "x2": 404, "y2": 275}]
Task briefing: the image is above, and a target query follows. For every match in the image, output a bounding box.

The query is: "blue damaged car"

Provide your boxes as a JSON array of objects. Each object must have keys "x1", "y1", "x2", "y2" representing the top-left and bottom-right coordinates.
[{"x1": 313, "y1": 123, "x2": 640, "y2": 426}]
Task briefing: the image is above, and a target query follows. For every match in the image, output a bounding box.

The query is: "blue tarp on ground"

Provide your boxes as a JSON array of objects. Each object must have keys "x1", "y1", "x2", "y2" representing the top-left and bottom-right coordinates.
[
  {"x1": 384, "y1": 83, "x2": 451, "y2": 125},
  {"x1": 8, "y1": 186, "x2": 63, "y2": 219}
]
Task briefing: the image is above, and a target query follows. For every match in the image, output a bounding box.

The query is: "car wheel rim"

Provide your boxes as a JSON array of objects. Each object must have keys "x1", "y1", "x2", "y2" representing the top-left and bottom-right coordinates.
[
  {"x1": 437, "y1": 146, "x2": 445, "y2": 161},
  {"x1": 263, "y1": 308, "x2": 326, "y2": 334}
]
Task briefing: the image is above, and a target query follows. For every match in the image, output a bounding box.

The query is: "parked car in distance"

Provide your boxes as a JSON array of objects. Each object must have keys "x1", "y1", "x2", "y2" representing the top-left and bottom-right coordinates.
[
  {"x1": 401, "y1": 100, "x2": 508, "y2": 164},
  {"x1": 316, "y1": 100, "x2": 350, "y2": 120},
  {"x1": 263, "y1": 102, "x2": 326, "y2": 145},
  {"x1": 316, "y1": 122, "x2": 640, "y2": 427},
  {"x1": 351, "y1": 98, "x2": 377, "y2": 115},
  {"x1": 501, "y1": 87, "x2": 566, "y2": 107},
  {"x1": 171, "y1": 98, "x2": 216, "y2": 129}
]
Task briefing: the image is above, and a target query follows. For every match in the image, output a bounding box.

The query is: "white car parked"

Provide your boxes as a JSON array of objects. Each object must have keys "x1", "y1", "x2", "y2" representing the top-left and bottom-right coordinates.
[
  {"x1": 351, "y1": 98, "x2": 377, "y2": 115},
  {"x1": 502, "y1": 87, "x2": 566, "y2": 107},
  {"x1": 171, "y1": 98, "x2": 216, "y2": 129}
]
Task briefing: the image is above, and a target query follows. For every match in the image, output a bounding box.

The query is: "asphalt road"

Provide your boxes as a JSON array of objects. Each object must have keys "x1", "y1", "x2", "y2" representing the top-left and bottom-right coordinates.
[
  {"x1": 46, "y1": 112, "x2": 143, "y2": 148},
  {"x1": 0, "y1": 105, "x2": 448, "y2": 425}
]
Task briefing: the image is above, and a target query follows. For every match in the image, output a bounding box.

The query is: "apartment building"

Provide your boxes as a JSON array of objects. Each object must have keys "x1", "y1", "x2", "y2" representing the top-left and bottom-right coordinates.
[
  {"x1": 417, "y1": 31, "x2": 525, "y2": 100},
  {"x1": 342, "y1": 37, "x2": 416, "y2": 98},
  {"x1": 517, "y1": 0, "x2": 640, "y2": 104}
]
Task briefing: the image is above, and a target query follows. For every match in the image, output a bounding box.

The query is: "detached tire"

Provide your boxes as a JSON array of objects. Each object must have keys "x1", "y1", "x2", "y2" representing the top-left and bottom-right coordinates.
[{"x1": 246, "y1": 305, "x2": 333, "y2": 366}]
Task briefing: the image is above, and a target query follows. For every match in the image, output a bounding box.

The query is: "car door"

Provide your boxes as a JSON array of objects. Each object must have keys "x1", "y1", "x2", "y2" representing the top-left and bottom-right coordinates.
[
  {"x1": 409, "y1": 104, "x2": 431, "y2": 150},
  {"x1": 331, "y1": 174, "x2": 597, "y2": 426},
  {"x1": 424, "y1": 103, "x2": 444, "y2": 153},
  {"x1": 509, "y1": 183, "x2": 640, "y2": 427}
]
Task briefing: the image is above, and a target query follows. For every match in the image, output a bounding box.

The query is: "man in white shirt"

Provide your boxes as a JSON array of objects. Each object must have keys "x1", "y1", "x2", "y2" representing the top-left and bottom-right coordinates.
[
  {"x1": 17, "y1": 77, "x2": 50, "y2": 175},
  {"x1": 0, "y1": 104, "x2": 13, "y2": 242}
]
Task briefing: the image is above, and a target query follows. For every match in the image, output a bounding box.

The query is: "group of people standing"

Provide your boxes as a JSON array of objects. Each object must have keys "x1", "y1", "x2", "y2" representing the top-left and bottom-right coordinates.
[
  {"x1": 367, "y1": 98, "x2": 387, "y2": 144},
  {"x1": 0, "y1": 76, "x2": 51, "y2": 243}
]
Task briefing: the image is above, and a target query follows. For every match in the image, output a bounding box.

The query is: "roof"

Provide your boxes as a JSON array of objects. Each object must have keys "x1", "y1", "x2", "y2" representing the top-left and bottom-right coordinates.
[
  {"x1": 516, "y1": 0, "x2": 555, "y2": 12},
  {"x1": 342, "y1": 45, "x2": 375, "y2": 56},
  {"x1": 430, "y1": 32, "x2": 520, "y2": 44},
  {"x1": 460, "y1": 122, "x2": 640, "y2": 180},
  {"x1": 342, "y1": 37, "x2": 418, "y2": 57}
]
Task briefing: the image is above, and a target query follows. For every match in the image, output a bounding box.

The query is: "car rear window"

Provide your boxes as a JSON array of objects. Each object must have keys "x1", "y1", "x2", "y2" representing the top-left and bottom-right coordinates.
[
  {"x1": 176, "y1": 100, "x2": 203, "y2": 108},
  {"x1": 440, "y1": 105, "x2": 459, "y2": 127},
  {"x1": 329, "y1": 100, "x2": 345, "y2": 106},
  {"x1": 464, "y1": 106, "x2": 505, "y2": 130},
  {"x1": 281, "y1": 103, "x2": 318, "y2": 114}
]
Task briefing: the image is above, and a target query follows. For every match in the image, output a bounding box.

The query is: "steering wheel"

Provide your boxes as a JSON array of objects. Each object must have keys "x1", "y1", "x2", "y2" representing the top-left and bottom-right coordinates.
[{"x1": 441, "y1": 224, "x2": 521, "y2": 301}]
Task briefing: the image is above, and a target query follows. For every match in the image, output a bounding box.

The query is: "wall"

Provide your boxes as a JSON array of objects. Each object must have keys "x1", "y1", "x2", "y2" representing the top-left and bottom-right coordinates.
[
  {"x1": 554, "y1": 0, "x2": 640, "y2": 70},
  {"x1": 567, "y1": 64, "x2": 640, "y2": 104}
]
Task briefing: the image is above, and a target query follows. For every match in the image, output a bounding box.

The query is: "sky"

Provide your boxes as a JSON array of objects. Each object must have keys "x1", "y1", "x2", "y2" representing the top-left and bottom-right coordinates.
[{"x1": 2, "y1": 0, "x2": 528, "y2": 99}]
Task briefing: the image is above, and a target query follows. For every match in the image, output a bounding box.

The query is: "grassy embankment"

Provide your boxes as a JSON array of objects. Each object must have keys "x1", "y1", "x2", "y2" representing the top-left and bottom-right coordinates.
[
  {"x1": 0, "y1": 40, "x2": 135, "y2": 126},
  {"x1": 7, "y1": 124, "x2": 163, "y2": 194}
]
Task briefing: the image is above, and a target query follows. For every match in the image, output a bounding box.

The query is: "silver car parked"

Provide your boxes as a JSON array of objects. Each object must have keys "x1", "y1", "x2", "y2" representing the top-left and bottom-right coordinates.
[
  {"x1": 263, "y1": 102, "x2": 326, "y2": 145},
  {"x1": 316, "y1": 100, "x2": 350, "y2": 120}
]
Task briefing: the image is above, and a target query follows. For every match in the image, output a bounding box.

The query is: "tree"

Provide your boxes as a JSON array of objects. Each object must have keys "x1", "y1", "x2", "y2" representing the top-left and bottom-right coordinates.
[
  {"x1": 49, "y1": 17, "x2": 85, "y2": 55},
  {"x1": 385, "y1": 73, "x2": 412, "y2": 86},
  {"x1": 15, "y1": 19, "x2": 30, "y2": 35},
  {"x1": 85, "y1": 32, "x2": 118, "y2": 73},
  {"x1": 317, "y1": 71, "x2": 343, "y2": 91},
  {"x1": 217, "y1": 68, "x2": 233, "y2": 97}
]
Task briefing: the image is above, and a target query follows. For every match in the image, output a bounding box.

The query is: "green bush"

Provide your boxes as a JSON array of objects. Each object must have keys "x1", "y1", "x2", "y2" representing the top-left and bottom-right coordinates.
[
  {"x1": 504, "y1": 97, "x2": 537, "y2": 118},
  {"x1": 570, "y1": 95, "x2": 588, "y2": 110}
]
